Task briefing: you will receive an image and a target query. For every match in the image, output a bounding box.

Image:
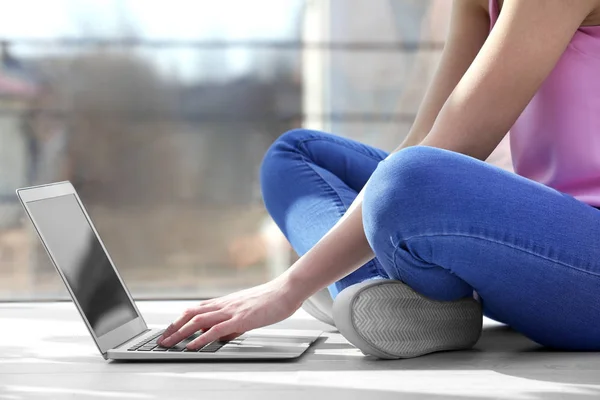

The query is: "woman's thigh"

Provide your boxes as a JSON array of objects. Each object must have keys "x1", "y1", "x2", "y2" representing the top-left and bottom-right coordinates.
[{"x1": 363, "y1": 146, "x2": 600, "y2": 349}]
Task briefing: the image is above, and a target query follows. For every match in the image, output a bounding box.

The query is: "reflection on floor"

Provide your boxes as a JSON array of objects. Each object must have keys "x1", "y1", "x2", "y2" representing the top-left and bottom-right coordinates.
[{"x1": 1, "y1": 301, "x2": 599, "y2": 400}]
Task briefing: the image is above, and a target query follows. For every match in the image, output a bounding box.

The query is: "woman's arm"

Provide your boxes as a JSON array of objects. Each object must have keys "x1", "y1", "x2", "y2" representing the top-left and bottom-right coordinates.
[
  {"x1": 281, "y1": 0, "x2": 492, "y2": 303},
  {"x1": 159, "y1": 0, "x2": 597, "y2": 349},
  {"x1": 421, "y1": 0, "x2": 598, "y2": 158},
  {"x1": 399, "y1": 0, "x2": 490, "y2": 148}
]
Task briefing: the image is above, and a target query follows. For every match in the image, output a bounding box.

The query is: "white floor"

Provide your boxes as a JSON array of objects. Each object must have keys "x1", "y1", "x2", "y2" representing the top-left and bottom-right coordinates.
[{"x1": 1, "y1": 301, "x2": 599, "y2": 400}]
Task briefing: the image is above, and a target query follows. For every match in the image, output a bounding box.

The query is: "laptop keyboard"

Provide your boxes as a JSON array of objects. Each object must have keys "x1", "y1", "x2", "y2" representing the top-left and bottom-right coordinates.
[{"x1": 127, "y1": 330, "x2": 233, "y2": 353}]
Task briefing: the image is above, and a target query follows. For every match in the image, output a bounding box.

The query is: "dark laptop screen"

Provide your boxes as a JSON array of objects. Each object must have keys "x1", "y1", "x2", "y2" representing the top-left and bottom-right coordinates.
[{"x1": 27, "y1": 194, "x2": 139, "y2": 337}]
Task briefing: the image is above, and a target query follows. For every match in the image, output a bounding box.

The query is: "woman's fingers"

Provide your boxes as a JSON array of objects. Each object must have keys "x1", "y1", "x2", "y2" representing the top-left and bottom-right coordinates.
[
  {"x1": 186, "y1": 320, "x2": 239, "y2": 350},
  {"x1": 158, "y1": 303, "x2": 218, "y2": 345},
  {"x1": 160, "y1": 310, "x2": 228, "y2": 347}
]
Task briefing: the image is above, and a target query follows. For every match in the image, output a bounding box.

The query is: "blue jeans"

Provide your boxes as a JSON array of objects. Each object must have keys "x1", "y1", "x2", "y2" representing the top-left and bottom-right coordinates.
[{"x1": 260, "y1": 129, "x2": 600, "y2": 350}]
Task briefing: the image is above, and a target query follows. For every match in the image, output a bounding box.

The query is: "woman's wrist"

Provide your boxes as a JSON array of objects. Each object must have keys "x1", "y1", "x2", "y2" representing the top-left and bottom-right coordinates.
[{"x1": 275, "y1": 264, "x2": 320, "y2": 308}]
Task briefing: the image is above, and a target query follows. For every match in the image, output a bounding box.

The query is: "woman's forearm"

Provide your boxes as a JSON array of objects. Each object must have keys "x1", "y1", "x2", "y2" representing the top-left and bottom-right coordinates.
[{"x1": 281, "y1": 188, "x2": 373, "y2": 301}]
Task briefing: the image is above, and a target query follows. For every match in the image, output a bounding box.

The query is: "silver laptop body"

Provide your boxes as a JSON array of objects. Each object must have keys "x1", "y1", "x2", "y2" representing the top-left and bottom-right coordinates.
[{"x1": 16, "y1": 181, "x2": 321, "y2": 360}]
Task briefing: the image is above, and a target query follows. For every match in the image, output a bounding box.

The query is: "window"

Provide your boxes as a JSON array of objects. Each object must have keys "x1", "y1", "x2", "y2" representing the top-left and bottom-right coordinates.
[{"x1": 0, "y1": 0, "x2": 511, "y2": 301}]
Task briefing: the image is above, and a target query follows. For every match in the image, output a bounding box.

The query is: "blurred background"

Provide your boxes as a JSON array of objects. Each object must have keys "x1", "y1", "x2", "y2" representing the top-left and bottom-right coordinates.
[{"x1": 0, "y1": 0, "x2": 511, "y2": 301}]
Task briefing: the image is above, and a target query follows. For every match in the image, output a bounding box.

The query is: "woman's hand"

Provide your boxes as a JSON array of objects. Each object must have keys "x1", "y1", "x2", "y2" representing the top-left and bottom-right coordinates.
[{"x1": 157, "y1": 276, "x2": 303, "y2": 350}]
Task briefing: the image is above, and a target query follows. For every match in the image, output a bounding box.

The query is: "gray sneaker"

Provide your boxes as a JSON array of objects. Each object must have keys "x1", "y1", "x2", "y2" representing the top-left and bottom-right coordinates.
[
  {"x1": 332, "y1": 279, "x2": 482, "y2": 359},
  {"x1": 302, "y1": 286, "x2": 336, "y2": 327}
]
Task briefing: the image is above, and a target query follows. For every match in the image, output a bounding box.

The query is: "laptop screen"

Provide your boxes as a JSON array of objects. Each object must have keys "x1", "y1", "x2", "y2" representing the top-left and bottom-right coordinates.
[{"x1": 27, "y1": 194, "x2": 139, "y2": 337}]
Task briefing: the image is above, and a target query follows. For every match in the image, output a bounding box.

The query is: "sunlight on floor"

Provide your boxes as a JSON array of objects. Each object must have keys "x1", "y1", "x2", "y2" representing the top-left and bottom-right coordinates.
[
  {"x1": 144, "y1": 370, "x2": 600, "y2": 399},
  {"x1": 0, "y1": 318, "x2": 98, "y2": 359},
  {"x1": 0, "y1": 394, "x2": 22, "y2": 400},
  {"x1": 3, "y1": 386, "x2": 153, "y2": 399}
]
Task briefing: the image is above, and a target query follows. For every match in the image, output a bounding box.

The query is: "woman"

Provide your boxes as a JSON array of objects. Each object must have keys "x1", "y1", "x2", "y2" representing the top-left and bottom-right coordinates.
[{"x1": 158, "y1": 0, "x2": 600, "y2": 359}]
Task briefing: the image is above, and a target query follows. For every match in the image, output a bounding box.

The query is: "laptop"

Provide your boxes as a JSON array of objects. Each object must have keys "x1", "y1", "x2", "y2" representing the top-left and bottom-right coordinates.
[{"x1": 16, "y1": 181, "x2": 321, "y2": 360}]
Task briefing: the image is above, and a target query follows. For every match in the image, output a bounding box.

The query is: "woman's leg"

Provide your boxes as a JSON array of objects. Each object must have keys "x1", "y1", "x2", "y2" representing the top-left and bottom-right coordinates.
[
  {"x1": 260, "y1": 129, "x2": 390, "y2": 298},
  {"x1": 362, "y1": 145, "x2": 600, "y2": 350}
]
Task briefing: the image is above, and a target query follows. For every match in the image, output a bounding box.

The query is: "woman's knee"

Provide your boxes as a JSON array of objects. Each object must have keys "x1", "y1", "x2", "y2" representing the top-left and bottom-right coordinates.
[
  {"x1": 261, "y1": 129, "x2": 320, "y2": 174},
  {"x1": 362, "y1": 146, "x2": 476, "y2": 298},
  {"x1": 262, "y1": 128, "x2": 325, "y2": 161},
  {"x1": 260, "y1": 129, "x2": 324, "y2": 209},
  {"x1": 362, "y1": 146, "x2": 454, "y2": 245},
  {"x1": 261, "y1": 129, "x2": 307, "y2": 192}
]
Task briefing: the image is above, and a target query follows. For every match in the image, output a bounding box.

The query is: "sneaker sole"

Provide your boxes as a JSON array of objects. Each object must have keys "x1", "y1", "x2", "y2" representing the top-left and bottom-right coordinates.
[{"x1": 332, "y1": 279, "x2": 482, "y2": 359}]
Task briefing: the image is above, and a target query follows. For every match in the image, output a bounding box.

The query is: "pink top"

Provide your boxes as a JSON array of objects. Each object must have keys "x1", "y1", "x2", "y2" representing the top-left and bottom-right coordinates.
[{"x1": 489, "y1": 0, "x2": 600, "y2": 206}]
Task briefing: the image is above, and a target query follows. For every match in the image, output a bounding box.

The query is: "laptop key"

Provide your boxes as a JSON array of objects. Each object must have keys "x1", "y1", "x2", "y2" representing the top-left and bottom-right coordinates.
[
  {"x1": 153, "y1": 347, "x2": 169, "y2": 352},
  {"x1": 136, "y1": 331, "x2": 164, "y2": 347},
  {"x1": 199, "y1": 341, "x2": 227, "y2": 353},
  {"x1": 147, "y1": 336, "x2": 162, "y2": 344},
  {"x1": 126, "y1": 331, "x2": 166, "y2": 351}
]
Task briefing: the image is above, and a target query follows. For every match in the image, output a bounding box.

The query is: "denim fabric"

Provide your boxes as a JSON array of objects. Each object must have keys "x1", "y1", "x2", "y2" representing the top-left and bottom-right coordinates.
[{"x1": 260, "y1": 129, "x2": 600, "y2": 350}]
